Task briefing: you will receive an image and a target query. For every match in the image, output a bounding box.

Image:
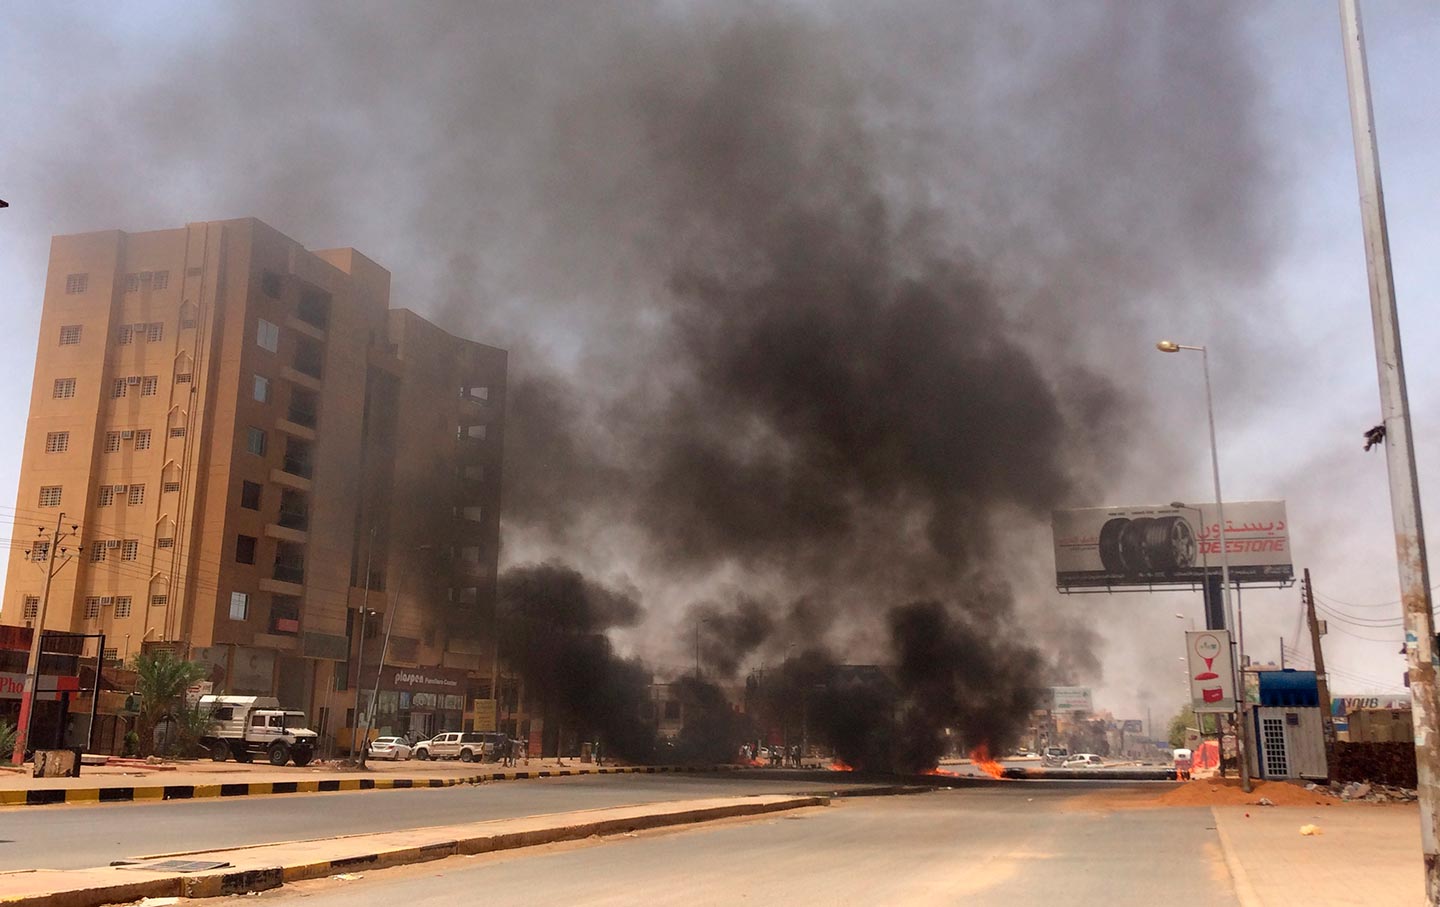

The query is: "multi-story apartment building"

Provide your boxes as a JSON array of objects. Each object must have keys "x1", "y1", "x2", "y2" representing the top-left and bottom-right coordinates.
[{"x1": 1, "y1": 218, "x2": 505, "y2": 749}]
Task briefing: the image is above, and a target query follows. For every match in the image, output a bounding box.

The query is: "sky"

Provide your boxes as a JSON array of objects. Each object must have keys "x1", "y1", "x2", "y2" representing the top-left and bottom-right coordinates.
[{"x1": 2, "y1": 1, "x2": 1438, "y2": 730}]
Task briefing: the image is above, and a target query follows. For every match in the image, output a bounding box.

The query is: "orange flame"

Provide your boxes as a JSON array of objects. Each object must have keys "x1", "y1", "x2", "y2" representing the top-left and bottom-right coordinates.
[
  {"x1": 828, "y1": 759, "x2": 855, "y2": 772},
  {"x1": 921, "y1": 766, "x2": 961, "y2": 777},
  {"x1": 969, "y1": 743, "x2": 1006, "y2": 780}
]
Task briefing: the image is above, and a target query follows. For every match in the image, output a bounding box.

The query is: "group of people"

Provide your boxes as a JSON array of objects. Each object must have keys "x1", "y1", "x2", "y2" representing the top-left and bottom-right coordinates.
[{"x1": 739, "y1": 743, "x2": 804, "y2": 767}]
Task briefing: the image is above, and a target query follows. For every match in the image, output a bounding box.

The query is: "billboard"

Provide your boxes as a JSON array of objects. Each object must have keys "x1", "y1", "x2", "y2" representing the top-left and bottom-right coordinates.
[
  {"x1": 1186, "y1": 629, "x2": 1236, "y2": 713},
  {"x1": 1052, "y1": 501, "x2": 1292, "y2": 589},
  {"x1": 1050, "y1": 686, "x2": 1093, "y2": 713}
]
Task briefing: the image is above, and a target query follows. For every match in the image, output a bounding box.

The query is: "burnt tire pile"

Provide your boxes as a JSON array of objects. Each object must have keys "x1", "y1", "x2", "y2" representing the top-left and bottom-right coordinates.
[{"x1": 1097, "y1": 515, "x2": 1196, "y2": 575}]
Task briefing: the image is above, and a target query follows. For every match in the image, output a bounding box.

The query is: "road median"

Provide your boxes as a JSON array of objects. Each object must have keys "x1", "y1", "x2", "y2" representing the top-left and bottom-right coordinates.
[
  {"x1": 0, "y1": 763, "x2": 745, "y2": 808},
  {"x1": 0, "y1": 791, "x2": 835, "y2": 907}
]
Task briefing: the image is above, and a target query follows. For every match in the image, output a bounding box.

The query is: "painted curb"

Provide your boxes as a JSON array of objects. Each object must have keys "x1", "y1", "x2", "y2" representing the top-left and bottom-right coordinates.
[
  {"x1": 0, "y1": 763, "x2": 747, "y2": 808},
  {"x1": 0, "y1": 793, "x2": 830, "y2": 907}
]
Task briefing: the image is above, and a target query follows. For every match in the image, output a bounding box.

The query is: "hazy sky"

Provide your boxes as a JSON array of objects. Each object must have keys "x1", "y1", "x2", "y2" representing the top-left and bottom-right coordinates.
[{"x1": 2, "y1": 2, "x2": 1437, "y2": 727}]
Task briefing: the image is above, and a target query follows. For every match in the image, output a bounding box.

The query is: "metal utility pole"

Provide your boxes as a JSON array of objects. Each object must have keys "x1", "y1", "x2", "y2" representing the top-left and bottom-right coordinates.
[
  {"x1": 1302, "y1": 569, "x2": 1337, "y2": 780},
  {"x1": 1339, "y1": 1, "x2": 1440, "y2": 897},
  {"x1": 1157, "y1": 345, "x2": 1251, "y2": 791},
  {"x1": 349, "y1": 529, "x2": 375, "y2": 761},
  {"x1": 12, "y1": 512, "x2": 73, "y2": 765}
]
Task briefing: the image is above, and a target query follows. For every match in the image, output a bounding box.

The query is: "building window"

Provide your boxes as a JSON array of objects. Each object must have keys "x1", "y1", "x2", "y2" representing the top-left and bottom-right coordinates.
[
  {"x1": 22, "y1": 596, "x2": 39, "y2": 621},
  {"x1": 29, "y1": 541, "x2": 49, "y2": 562},
  {"x1": 135, "y1": 429, "x2": 151, "y2": 450},
  {"x1": 118, "y1": 324, "x2": 135, "y2": 345},
  {"x1": 229, "y1": 591, "x2": 250, "y2": 621},
  {"x1": 124, "y1": 273, "x2": 142, "y2": 292},
  {"x1": 150, "y1": 594, "x2": 168, "y2": 607},
  {"x1": 152, "y1": 271, "x2": 169, "y2": 290},
  {"x1": 65, "y1": 273, "x2": 88, "y2": 294},
  {"x1": 261, "y1": 271, "x2": 282, "y2": 299},
  {"x1": 128, "y1": 484, "x2": 145, "y2": 505},
  {"x1": 114, "y1": 596, "x2": 132, "y2": 618},
  {"x1": 121, "y1": 539, "x2": 139, "y2": 561},
  {"x1": 84, "y1": 597, "x2": 101, "y2": 620},
  {"x1": 111, "y1": 379, "x2": 127, "y2": 399},
  {"x1": 235, "y1": 534, "x2": 257, "y2": 565},
  {"x1": 176, "y1": 373, "x2": 191, "y2": 384},
  {"x1": 53, "y1": 377, "x2": 76, "y2": 399},
  {"x1": 105, "y1": 431, "x2": 122, "y2": 453},
  {"x1": 157, "y1": 537, "x2": 175, "y2": 549},
  {"x1": 256, "y1": 318, "x2": 280, "y2": 353},
  {"x1": 44, "y1": 431, "x2": 69, "y2": 453},
  {"x1": 170, "y1": 426, "x2": 186, "y2": 438},
  {"x1": 141, "y1": 376, "x2": 158, "y2": 396},
  {"x1": 240, "y1": 480, "x2": 262, "y2": 510},
  {"x1": 59, "y1": 324, "x2": 82, "y2": 345},
  {"x1": 246, "y1": 427, "x2": 267, "y2": 456},
  {"x1": 98, "y1": 485, "x2": 115, "y2": 507},
  {"x1": 163, "y1": 481, "x2": 180, "y2": 494},
  {"x1": 38, "y1": 486, "x2": 61, "y2": 507},
  {"x1": 102, "y1": 647, "x2": 118, "y2": 663},
  {"x1": 253, "y1": 374, "x2": 270, "y2": 403},
  {"x1": 180, "y1": 302, "x2": 197, "y2": 328},
  {"x1": 89, "y1": 543, "x2": 106, "y2": 563},
  {"x1": 147, "y1": 322, "x2": 163, "y2": 342}
]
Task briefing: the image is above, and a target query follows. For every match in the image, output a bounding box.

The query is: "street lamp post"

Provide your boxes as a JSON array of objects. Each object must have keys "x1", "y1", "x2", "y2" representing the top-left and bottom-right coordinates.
[{"x1": 1157, "y1": 340, "x2": 1252, "y2": 793}]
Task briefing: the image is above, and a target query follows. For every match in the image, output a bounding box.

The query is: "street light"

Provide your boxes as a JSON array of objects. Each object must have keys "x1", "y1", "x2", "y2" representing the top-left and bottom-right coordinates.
[{"x1": 1156, "y1": 339, "x2": 1252, "y2": 793}]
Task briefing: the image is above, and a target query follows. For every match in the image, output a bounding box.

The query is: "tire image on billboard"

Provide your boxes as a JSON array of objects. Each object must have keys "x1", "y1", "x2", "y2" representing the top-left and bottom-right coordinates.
[{"x1": 1098, "y1": 515, "x2": 1195, "y2": 575}]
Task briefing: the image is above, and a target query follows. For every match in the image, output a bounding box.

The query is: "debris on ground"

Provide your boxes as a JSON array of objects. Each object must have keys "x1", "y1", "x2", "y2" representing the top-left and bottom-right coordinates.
[
  {"x1": 1257, "y1": 797, "x2": 1275, "y2": 807},
  {"x1": 1333, "y1": 780, "x2": 1417, "y2": 802},
  {"x1": 1300, "y1": 824, "x2": 1323, "y2": 836},
  {"x1": 329, "y1": 873, "x2": 363, "y2": 881}
]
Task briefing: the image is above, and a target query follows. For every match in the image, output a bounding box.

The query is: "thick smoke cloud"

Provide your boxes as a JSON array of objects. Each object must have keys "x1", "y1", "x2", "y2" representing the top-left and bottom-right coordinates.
[{"x1": 4, "y1": 1, "x2": 1289, "y2": 753}]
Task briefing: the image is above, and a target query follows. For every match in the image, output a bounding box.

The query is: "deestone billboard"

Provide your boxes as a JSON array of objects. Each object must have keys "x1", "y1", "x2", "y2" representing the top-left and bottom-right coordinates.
[{"x1": 1052, "y1": 501, "x2": 1292, "y2": 589}]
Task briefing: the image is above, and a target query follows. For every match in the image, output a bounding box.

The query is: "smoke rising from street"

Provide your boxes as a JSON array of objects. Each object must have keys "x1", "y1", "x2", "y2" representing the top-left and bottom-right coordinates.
[{"x1": 2, "y1": 1, "x2": 1291, "y2": 753}]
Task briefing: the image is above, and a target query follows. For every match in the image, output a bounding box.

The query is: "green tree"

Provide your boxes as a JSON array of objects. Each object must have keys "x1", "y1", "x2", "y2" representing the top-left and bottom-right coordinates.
[
  {"x1": 130, "y1": 650, "x2": 208, "y2": 756},
  {"x1": 0, "y1": 719, "x2": 15, "y2": 760},
  {"x1": 1168, "y1": 705, "x2": 1197, "y2": 749}
]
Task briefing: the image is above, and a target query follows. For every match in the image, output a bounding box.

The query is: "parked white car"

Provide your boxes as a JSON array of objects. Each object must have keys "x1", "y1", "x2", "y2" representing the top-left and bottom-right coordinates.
[
  {"x1": 368, "y1": 737, "x2": 413, "y2": 761},
  {"x1": 412, "y1": 732, "x2": 490, "y2": 761},
  {"x1": 1062, "y1": 753, "x2": 1104, "y2": 768}
]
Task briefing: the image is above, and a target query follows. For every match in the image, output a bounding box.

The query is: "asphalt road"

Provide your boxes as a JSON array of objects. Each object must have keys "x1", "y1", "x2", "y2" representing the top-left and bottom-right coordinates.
[
  {"x1": 257, "y1": 785, "x2": 1238, "y2": 907},
  {"x1": 0, "y1": 773, "x2": 882, "y2": 872}
]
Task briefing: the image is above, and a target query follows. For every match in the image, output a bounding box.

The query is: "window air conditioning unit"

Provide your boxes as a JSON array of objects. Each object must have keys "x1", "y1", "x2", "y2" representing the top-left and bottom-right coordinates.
[
  {"x1": 126, "y1": 376, "x2": 142, "y2": 386},
  {"x1": 113, "y1": 485, "x2": 128, "y2": 493},
  {"x1": 100, "y1": 597, "x2": 113, "y2": 606},
  {"x1": 121, "y1": 430, "x2": 135, "y2": 440},
  {"x1": 105, "y1": 540, "x2": 120, "y2": 549}
]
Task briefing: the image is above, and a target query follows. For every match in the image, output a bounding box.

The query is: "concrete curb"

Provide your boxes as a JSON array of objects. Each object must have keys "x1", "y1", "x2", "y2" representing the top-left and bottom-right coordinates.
[
  {"x1": 0, "y1": 763, "x2": 745, "y2": 808},
  {"x1": 1210, "y1": 806, "x2": 1262, "y2": 907},
  {"x1": 0, "y1": 793, "x2": 830, "y2": 907}
]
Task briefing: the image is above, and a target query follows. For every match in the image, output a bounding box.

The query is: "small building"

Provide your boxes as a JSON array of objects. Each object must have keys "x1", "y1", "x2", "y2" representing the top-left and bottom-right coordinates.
[{"x1": 1248, "y1": 669, "x2": 1327, "y2": 781}]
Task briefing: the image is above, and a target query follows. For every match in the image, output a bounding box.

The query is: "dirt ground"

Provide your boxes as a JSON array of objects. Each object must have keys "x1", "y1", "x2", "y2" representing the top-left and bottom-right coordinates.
[{"x1": 1064, "y1": 777, "x2": 1415, "y2": 811}]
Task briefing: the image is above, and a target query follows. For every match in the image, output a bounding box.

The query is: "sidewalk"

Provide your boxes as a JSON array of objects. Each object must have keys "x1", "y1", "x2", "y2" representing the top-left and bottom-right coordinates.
[
  {"x1": 0, "y1": 792, "x2": 830, "y2": 907},
  {"x1": 1212, "y1": 803, "x2": 1421, "y2": 906},
  {"x1": 0, "y1": 756, "x2": 736, "y2": 806}
]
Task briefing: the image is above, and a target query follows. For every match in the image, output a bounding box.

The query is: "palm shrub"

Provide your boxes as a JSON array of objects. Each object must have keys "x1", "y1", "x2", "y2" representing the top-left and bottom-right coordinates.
[{"x1": 130, "y1": 650, "x2": 209, "y2": 756}]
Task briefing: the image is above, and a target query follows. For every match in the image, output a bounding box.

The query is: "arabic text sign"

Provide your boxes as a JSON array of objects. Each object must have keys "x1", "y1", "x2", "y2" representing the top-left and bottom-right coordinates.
[
  {"x1": 1052, "y1": 501, "x2": 1293, "y2": 589},
  {"x1": 1187, "y1": 629, "x2": 1236, "y2": 713},
  {"x1": 1050, "y1": 686, "x2": 1093, "y2": 713}
]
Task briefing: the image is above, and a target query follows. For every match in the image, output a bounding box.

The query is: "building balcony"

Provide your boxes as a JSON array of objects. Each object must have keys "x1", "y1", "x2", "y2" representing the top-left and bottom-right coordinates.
[
  {"x1": 275, "y1": 418, "x2": 317, "y2": 441},
  {"x1": 269, "y1": 468, "x2": 313, "y2": 493},
  {"x1": 272, "y1": 562, "x2": 305, "y2": 585},
  {"x1": 259, "y1": 577, "x2": 305, "y2": 596},
  {"x1": 281, "y1": 455, "x2": 313, "y2": 479},
  {"x1": 264, "y1": 523, "x2": 308, "y2": 544},
  {"x1": 280, "y1": 365, "x2": 322, "y2": 392},
  {"x1": 286, "y1": 405, "x2": 318, "y2": 429},
  {"x1": 285, "y1": 314, "x2": 326, "y2": 342}
]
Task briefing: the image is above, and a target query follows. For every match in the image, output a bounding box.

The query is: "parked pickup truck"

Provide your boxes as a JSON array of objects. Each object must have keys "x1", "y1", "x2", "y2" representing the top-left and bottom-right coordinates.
[
  {"x1": 412, "y1": 731, "x2": 495, "y2": 762},
  {"x1": 198, "y1": 694, "x2": 318, "y2": 766}
]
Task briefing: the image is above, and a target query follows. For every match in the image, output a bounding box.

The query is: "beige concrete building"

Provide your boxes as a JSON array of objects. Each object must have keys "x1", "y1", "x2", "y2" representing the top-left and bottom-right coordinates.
[{"x1": 1, "y1": 218, "x2": 505, "y2": 749}]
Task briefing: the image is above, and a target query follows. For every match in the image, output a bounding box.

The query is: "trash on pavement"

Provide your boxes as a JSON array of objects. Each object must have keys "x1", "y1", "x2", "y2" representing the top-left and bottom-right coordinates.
[
  {"x1": 330, "y1": 873, "x2": 364, "y2": 881},
  {"x1": 1299, "y1": 824, "x2": 1323, "y2": 836},
  {"x1": 1257, "y1": 797, "x2": 1275, "y2": 807}
]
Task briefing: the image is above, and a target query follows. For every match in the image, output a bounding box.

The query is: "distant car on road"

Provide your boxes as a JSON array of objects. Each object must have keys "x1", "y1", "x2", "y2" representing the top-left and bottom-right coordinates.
[
  {"x1": 368, "y1": 737, "x2": 412, "y2": 761},
  {"x1": 1042, "y1": 746, "x2": 1069, "y2": 766},
  {"x1": 1062, "y1": 753, "x2": 1104, "y2": 768}
]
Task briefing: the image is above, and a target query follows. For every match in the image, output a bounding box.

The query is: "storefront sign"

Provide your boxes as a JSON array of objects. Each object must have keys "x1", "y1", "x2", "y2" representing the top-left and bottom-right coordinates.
[
  {"x1": 0, "y1": 672, "x2": 78, "y2": 700},
  {"x1": 381, "y1": 664, "x2": 470, "y2": 696},
  {"x1": 473, "y1": 698, "x2": 497, "y2": 731}
]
